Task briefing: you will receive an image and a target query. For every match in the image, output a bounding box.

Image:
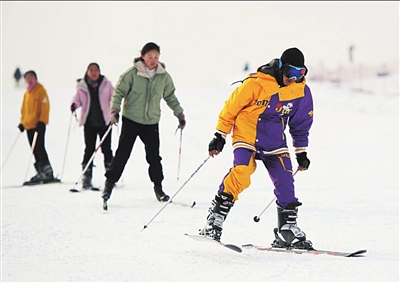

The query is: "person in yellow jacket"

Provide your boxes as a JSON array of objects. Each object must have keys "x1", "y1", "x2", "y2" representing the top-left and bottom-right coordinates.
[
  {"x1": 18, "y1": 70, "x2": 59, "y2": 185},
  {"x1": 200, "y1": 47, "x2": 314, "y2": 250}
]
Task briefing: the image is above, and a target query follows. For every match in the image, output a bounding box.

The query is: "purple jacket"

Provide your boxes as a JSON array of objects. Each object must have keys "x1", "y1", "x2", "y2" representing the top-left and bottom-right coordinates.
[{"x1": 71, "y1": 77, "x2": 114, "y2": 126}]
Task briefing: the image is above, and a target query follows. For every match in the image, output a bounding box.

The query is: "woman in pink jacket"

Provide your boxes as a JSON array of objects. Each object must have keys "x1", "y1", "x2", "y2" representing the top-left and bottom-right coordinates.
[{"x1": 70, "y1": 63, "x2": 114, "y2": 190}]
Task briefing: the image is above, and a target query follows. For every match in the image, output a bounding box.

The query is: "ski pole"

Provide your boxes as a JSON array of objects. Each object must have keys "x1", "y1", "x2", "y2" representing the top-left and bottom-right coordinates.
[
  {"x1": 176, "y1": 127, "x2": 183, "y2": 181},
  {"x1": 1, "y1": 131, "x2": 22, "y2": 172},
  {"x1": 24, "y1": 131, "x2": 38, "y2": 182},
  {"x1": 59, "y1": 112, "x2": 74, "y2": 181},
  {"x1": 253, "y1": 168, "x2": 300, "y2": 222},
  {"x1": 114, "y1": 124, "x2": 124, "y2": 186},
  {"x1": 70, "y1": 124, "x2": 113, "y2": 192},
  {"x1": 141, "y1": 155, "x2": 211, "y2": 232}
]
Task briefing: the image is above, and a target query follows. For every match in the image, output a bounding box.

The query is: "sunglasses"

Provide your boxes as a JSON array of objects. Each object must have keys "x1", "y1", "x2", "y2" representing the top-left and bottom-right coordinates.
[{"x1": 281, "y1": 64, "x2": 307, "y2": 81}]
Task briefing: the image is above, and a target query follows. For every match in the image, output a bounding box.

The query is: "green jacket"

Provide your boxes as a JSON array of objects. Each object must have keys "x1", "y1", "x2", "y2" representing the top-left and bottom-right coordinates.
[{"x1": 111, "y1": 58, "x2": 184, "y2": 125}]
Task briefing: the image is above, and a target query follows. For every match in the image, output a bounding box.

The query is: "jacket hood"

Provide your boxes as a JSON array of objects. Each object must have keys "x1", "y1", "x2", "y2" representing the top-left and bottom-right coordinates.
[{"x1": 133, "y1": 57, "x2": 166, "y2": 75}]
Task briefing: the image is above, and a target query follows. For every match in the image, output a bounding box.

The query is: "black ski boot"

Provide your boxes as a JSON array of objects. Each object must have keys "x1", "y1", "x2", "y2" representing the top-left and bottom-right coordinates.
[
  {"x1": 23, "y1": 162, "x2": 59, "y2": 186},
  {"x1": 23, "y1": 162, "x2": 45, "y2": 185},
  {"x1": 81, "y1": 164, "x2": 93, "y2": 190},
  {"x1": 199, "y1": 191, "x2": 234, "y2": 242},
  {"x1": 271, "y1": 201, "x2": 314, "y2": 250},
  {"x1": 41, "y1": 163, "x2": 59, "y2": 184},
  {"x1": 102, "y1": 178, "x2": 115, "y2": 201},
  {"x1": 154, "y1": 186, "x2": 170, "y2": 202}
]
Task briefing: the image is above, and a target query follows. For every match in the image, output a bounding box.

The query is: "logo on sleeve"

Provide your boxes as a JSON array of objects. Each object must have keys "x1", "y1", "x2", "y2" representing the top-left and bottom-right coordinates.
[{"x1": 42, "y1": 97, "x2": 48, "y2": 103}]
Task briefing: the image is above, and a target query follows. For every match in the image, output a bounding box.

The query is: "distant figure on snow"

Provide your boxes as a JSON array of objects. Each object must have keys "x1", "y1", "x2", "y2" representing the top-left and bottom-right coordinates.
[
  {"x1": 200, "y1": 47, "x2": 315, "y2": 251},
  {"x1": 18, "y1": 70, "x2": 59, "y2": 185},
  {"x1": 70, "y1": 63, "x2": 114, "y2": 190},
  {"x1": 14, "y1": 67, "x2": 22, "y2": 88},
  {"x1": 101, "y1": 42, "x2": 186, "y2": 203}
]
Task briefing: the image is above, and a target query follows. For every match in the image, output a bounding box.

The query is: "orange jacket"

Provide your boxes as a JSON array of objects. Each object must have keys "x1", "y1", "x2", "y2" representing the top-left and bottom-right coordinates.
[{"x1": 20, "y1": 83, "x2": 50, "y2": 130}]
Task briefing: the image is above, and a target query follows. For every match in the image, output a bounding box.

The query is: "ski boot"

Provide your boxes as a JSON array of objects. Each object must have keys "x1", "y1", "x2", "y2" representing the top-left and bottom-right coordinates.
[
  {"x1": 81, "y1": 164, "x2": 94, "y2": 190},
  {"x1": 23, "y1": 162, "x2": 45, "y2": 185},
  {"x1": 102, "y1": 178, "x2": 115, "y2": 201},
  {"x1": 154, "y1": 186, "x2": 170, "y2": 202},
  {"x1": 41, "y1": 163, "x2": 60, "y2": 184},
  {"x1": 271, "y1": 201, "x2": 314, "y2": 250},
  {"x1": 23, "y1": 162, "x2": 59, "y2": 186},
  {"x1": 199, "y1": 191, "x2": 234, "y2": 242}
]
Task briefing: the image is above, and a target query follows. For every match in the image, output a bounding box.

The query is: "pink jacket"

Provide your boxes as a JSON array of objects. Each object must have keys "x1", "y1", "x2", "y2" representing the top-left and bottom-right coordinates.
[{"x1": 71, "y1": 77, "x2": 114, "y2": 126}]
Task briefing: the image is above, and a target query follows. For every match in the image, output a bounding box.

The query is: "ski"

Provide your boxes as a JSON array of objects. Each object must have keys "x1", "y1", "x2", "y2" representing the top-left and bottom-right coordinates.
[
  {"x1": 3, "y1": 179, "x2": 71, "y2": 189},
  {"x1": 185, "y1": 233, "x2": 242, "y2": 253},
  {"x1": 170, "y1": 200, "x2": 196, "y2": 208},
  {"x1": 70, "y1": 183, "x2": 124, "y2": 193},
  {"x1": 70, "y1": 186, "x2": 100, "y2": 193},
  {"x1": 242, "y1": 244, "x2": 367, "y2": 257}
]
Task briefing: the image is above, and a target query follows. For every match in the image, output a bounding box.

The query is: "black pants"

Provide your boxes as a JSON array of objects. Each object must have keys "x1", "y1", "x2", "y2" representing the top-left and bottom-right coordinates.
[
  {"x1": 82, "y1": 124, "x2": 113, "y2": 168},
  {"x1": 27, "y1": 127, "x2": 50, "y2": 166},
  {"x1": 105, "y1": 116, "x2": 164, "y2": 186}
]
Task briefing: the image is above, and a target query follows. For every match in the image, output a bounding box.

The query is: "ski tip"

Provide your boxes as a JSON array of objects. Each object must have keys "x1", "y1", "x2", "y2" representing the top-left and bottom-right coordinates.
[
  {"x1": 191, "y1": 201, "x2": 196, "y2": 208},
  {"x1": 225, "y1": 244, "x2": 243, "y2": 253},
  {"x1": 346, "y1": 249, "x2": 367, "y2": 257}
]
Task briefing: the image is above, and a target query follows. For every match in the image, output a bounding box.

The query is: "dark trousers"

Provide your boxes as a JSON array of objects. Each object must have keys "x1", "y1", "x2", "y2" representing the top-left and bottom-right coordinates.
[
  {"x1": 82, "y1": 124, "x2": 113, "y2": 168},
  {"x1": 27, "y1": 127, "x2": 50, "y2": 166},
  {"x1": 105, "y1": 116, "x2": 164, "y2": 186}
]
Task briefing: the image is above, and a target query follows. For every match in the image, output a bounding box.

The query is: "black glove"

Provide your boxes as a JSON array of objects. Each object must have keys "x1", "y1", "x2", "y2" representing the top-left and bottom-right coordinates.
[
  {"x1": 110, "y1": 109, "x2": 119, "y2": 125},
  {"x1": 70, "y1": 103, "x2": 77, "y2": 112},
  {"x1": 296, "y1": 152, "x2": 310, "y2": 169},
  {"x1": 36, "y1": 121, "x2": 45, "y2": 133},
  {"x1": 18, "y1": 123, "x2": 24, "y2": 133},
  {"x1": 178, "y1": 113, "x2": 186, "y2": 129},
  {"x1": 208, "y1": 133, "x2": 226, "y2": 152}
]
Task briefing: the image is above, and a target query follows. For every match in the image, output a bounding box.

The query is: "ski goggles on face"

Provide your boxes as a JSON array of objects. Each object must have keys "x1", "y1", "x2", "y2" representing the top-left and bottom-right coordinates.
[{"x1": 281, "y1": 64, "x2": 307, "y2": 80}]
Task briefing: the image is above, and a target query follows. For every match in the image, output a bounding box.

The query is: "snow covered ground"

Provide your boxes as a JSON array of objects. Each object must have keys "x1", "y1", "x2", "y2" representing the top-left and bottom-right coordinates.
[{"x1": 1, "y1": 72, "x2": 399, "y2": 282}]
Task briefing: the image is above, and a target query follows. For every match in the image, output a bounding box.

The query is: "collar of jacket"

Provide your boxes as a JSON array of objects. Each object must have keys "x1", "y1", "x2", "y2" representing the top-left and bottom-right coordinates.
[
  {"x1": 76, "y1": 76, "x2": 107, "y2": 92},
  {"x1": 133, "y1": 57, "x2": 166, "y2": 78},
  {"x1": 255, "y1": 72, "x2": 307, "y2": 101}
]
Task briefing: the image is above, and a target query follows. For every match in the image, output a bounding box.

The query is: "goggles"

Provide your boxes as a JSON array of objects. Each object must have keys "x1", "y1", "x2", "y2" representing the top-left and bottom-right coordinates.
[{"x1": 281, "y1": 64, "x2": 307, "y2": 80}]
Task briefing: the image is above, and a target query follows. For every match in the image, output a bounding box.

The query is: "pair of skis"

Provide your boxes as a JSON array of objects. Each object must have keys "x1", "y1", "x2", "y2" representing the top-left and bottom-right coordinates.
[{"x1": 184, "y1": 233, "x2": 367, "y2": 257}]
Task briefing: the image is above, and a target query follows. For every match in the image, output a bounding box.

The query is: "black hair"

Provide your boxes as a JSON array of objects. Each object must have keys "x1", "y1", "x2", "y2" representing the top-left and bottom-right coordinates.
[
  {"x1": 24, "y1": 70, "x2": 37, "y2": 79},
  {"x1": 84, "y1": 62, "x2": 102, "y2": 82},
  {"x1": 86, "y1": 62, "x2": 100, "y2": 73},
  {"x1": 141, "y1": 42, "x2": 160, "y2": 56}
]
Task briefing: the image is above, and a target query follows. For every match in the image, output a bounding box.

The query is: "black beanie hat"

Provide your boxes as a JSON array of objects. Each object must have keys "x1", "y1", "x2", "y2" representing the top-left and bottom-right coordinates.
[{"x1": 280, "y1": 47, "x2": 305, "y2": 67}]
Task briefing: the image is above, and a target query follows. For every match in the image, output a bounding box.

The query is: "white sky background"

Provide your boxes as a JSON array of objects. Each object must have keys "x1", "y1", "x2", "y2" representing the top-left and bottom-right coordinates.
[{"x1": 1, "y1": 1, "x2": 399, "y2": 89}]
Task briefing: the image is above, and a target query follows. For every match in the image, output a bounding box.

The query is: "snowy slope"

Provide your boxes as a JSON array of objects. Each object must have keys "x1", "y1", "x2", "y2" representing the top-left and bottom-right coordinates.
[{"x1": 1, "y1": 73, "x2": 399, "y2": 282}]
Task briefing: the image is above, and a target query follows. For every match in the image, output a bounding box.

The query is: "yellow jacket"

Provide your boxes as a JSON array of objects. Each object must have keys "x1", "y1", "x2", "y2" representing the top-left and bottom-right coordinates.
[
  {"x1": 216, "y1": 72, "x2": 313, "y2": 155},
  {"x1": 20, "y1": 83, "x2": 50, "y2": 130}
]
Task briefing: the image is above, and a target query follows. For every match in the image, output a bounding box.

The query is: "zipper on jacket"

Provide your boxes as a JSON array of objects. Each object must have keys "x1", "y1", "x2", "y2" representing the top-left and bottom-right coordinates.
[{"x1": 144, "y1": 77, "x2": 153, "y2": 121}]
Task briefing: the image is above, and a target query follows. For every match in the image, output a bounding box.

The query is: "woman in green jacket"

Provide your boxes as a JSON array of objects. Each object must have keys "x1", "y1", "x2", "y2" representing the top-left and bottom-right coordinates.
[{"x1": 102, "y1": 42, "x2": 186, "y2": 203}]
